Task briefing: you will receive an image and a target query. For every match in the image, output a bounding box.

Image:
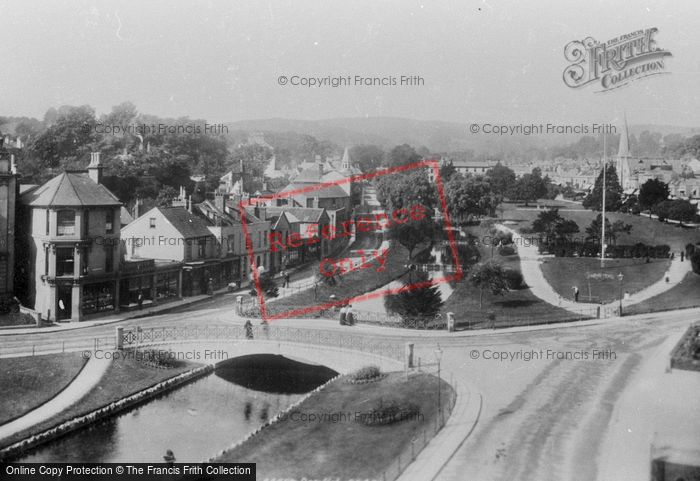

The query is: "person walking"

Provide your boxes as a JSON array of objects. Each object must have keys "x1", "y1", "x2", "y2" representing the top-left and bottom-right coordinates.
[
  {"x1": 339, "y1": 304, "x2": 347, "y2": 325},
  {"x1": 244, "y1": 320, "x2": 253, "y2": 339},
  {"x1": 572, "y1": 286, "x2": 579, "y2": 303},
  {"x1": 346, "y1": 304, "x2": 355, "y2": 325},
  {"x1": 681, "y1": 251, "x2": 685, "y2": 262},
  {"x1": 284, "y1": 271, "x2": 291, "y2": 288},
  {"x1": 137, "y1": 290, "x2": 143, "y2": 309}
]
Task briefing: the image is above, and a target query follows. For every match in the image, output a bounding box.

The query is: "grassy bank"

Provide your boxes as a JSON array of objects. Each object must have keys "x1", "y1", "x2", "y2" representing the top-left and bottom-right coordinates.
[
  {"x1": 625, "y1": 271, "x2": 700, "y2": 315},
  {"x1": 214, "y1": 371, "x2": 455, "y2": 480},
  {"x1": 441, "y1": 223, "x2": 583, "y2": 328},
  {"x1": 1, "y1": 352, "x2": 199, "y2": 450},
  {"x1": 540, "y1": 257, "x2": 671, "y2": 304},
  {"x1": 0, "y1": 353, "x2": 87, "y2": 425}
]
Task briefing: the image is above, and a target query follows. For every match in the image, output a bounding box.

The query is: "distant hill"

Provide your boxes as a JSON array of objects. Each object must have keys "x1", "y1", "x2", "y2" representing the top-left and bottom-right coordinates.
[{"x1": 226, "y1": 117, "x2": 700, "y2": 154}]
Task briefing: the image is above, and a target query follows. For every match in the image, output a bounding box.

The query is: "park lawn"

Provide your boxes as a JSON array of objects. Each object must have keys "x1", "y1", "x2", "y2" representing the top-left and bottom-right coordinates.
[
  {"x1": 625, "y1": 271, "x2": 700, "y2": 315},
  {"x1": 540, "y1": 257, "x2": 671, "y2": 304},
  {"x1": 1, "y1": 353, "x2": 200, "y2": 450},
  {"x1": 500, "y1": 201, "x2": 700, "y2": 252},
  {"x1": 441, "y1": 224, "x2": 587, "y2": 328},
  {"x1": 214, "y1": 372, "x2": 455, "y2": 480},
  {"x1": 0, "y1": 353, "x2": 87, "y2": 425},
  {"x1": 267, "y1": 240, "x2": 410, "y2": 318}
]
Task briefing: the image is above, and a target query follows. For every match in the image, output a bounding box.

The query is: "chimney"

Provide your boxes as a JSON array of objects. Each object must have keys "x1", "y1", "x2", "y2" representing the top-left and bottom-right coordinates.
[
  {"x1": 10, "y1": 154, "x2": 17, "y2": 175},
  {"x1": 313, "y1": 196, "x2": 319, "y2": 208},
  {"x1": 188, "y1": 195, "x2": 193, "y2": 213},
  {"x1": 262, "y1": 181, "x2": 268, "y2": 192},
  {"x1": 214, "y1": 191, "x2": 229, "y2": 212},
  {"x1": 88, "y1": 152, "x2": 103, "y2": 184}
]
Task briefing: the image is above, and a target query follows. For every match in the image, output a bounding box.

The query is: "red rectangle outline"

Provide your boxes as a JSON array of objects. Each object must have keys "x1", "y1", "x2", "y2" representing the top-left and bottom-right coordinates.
[{"x1": 239, "y1": 159, "x2": 462, "y2": 322}]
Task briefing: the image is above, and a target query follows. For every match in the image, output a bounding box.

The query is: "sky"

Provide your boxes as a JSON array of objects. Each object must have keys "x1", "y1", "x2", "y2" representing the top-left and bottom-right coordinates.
[{"x1": 1, "y1": 0, "x2": 699, "y2": 127}]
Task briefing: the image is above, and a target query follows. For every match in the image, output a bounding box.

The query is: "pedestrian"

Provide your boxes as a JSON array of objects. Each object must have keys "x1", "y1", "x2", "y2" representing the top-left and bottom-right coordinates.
[
  {"x1": 163, "y1": 449, "x2": 176, "y2": 465},
  {"x1": 284, "y1": 271, "x2": 290, "y2": 288},
  {"x1": 346, "y1": 304, "x2": 355, "y2": 325},
  {"x1": 681, "y1": 251, "x2": 685, "y2": 262},
  {"x1": 572, "y1": 286, "x2": 579, "y2": 303},
  {"x1": 339, "y1": 304, "x2": 347, "y2": 325},
  {"x1": 137, "y1": 290, "x2": 143, "y2": 309},
  {"x1": 670, "y1": 252, "x2": 675, "y2": 261},
  {"x1": 244, "y1": 320, "x2": 253, "y2": 339}
]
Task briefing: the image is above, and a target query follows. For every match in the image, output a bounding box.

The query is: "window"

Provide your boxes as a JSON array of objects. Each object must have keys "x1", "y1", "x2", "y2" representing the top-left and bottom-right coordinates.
[
  {"x1": 83, "y1": 210, "x2": 89, "y2": 236},
  {"x1": 149, "y1": 217, "x2": 156, "y2": 228},
  {"x1": 45, "y1": 211, "x2": 50, "y2": 235},
  {"x1": 105, "y1": 245, "x2": 114, "y2": 273},
  {"x1": 106, "y1": 210, "x2": 114, "y2": 234},
  {"x1": 57, "y1": 210, "x2": 75, "y2": 236},
  {"x1": 56, "y1": 247, "x2": 74, "y2": 276},
  {"x1": 198, "y1": 238, "x2": 206, "y2": 258},
  {"x1": 227, "y1": 235, "x2": 234, "y2": 253},
  {"x1": 306, "y1": 198, "x2": 314, "y2": 208}
]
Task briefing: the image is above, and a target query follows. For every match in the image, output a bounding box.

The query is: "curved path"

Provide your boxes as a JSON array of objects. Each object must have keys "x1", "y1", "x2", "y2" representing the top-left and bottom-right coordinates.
[
  {"x1": 0, "y1": 355, "x2": 110, "y2": 442},
  {"x1": 498, "y1": 224, "x2": 691, "y2": 314}
]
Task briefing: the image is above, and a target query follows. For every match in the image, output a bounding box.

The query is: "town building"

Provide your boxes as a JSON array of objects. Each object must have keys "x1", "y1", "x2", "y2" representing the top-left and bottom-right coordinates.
[
  {"x1": 17, "y1": 153, "x2": 123, "y2": 321},
  {"x1": 0, "y1": 140, "x2": 19, "y2": 305}
]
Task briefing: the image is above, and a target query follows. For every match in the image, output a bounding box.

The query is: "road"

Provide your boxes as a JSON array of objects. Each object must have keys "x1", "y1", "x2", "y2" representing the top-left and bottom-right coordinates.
[{"x1": 1, "y1": 293, "x2": 697, "y2": 481}]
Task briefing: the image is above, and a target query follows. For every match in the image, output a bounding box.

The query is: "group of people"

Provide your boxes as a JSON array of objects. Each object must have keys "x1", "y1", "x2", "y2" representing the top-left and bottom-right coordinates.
[{"x1": 339, "y1": 303, "x2": 355, "y2": 325}]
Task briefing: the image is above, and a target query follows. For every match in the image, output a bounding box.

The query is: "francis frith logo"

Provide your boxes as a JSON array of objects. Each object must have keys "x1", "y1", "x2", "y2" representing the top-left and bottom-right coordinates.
[{"x1": 563, "y1": 28, "x2": 672, "y2": 92}]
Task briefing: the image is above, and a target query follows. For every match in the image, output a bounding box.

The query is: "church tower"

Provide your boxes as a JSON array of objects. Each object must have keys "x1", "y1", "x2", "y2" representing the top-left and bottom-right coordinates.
[{"x1": 341, "y1": 147, "x2": 350, "y2": 172}]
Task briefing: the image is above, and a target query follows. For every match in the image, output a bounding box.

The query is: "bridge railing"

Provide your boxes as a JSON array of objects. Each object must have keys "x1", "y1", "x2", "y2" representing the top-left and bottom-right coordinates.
[{"x1": 119, "y1": 324, "x2": 405, "y2": 362}]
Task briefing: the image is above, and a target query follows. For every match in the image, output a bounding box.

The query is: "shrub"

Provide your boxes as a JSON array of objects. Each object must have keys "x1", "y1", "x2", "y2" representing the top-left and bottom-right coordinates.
[
  {"x1": 139, "y1": 349, "x2": 183, "y2": 368},
  {"x1": 691, "y1": 248, "x2": 700, "y2": 275},
  {"x1": 502, "y1": 267, "x2": 524, "y2": 289},
  {"x1": 351, "y1": 365, "x2": 382, "y2": 382},
  {"x1": 498, "y1": 245, "x2": 516, "y2": 256}
]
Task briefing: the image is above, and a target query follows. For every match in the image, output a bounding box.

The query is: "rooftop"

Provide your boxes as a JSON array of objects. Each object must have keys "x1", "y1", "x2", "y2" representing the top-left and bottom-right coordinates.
[{"x1": 21, "y1": 171, "x2": 121, "y2": 207}]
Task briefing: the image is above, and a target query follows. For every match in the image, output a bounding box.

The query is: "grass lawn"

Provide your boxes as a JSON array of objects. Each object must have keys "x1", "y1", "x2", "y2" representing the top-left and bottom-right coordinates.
[
  {"x1": 214, "y1": 371, "x2": 455, "y2": 480},
  {"x1": 441, "y1": 224, "x2": 588, "y2": 328},
  {"x1": 0, "y1": 353, "x2": 87, "y2": 425},
  {"x1": 540, "y1": 257, "x2": 671, "y2": 304},
  {"x1": 266, "y1": 236, "x2": 409, "y2": 318},
  {"x1": 500, "y1": 201, "x2": 700, "y2": 252},
  {"x1": 1, "y1": 353, "x2": 200, "y2": 450},
  {"x1": 625, "y1": 271, "x2": 700, "y2": 315}
]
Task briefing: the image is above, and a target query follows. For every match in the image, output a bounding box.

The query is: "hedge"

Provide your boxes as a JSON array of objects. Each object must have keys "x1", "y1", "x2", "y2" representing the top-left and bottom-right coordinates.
[{"x1": 537, "y1": 240, "x2": 671, "y2": 259}]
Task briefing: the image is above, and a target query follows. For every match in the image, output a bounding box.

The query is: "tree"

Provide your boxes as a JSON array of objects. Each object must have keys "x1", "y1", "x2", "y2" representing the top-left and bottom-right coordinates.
[
  {"x1": 30, "y1": 105, "x2": 100, "y2": 168},
  {"x1": 507, "y1": 168, "x2": 548, "y2": 206},
  {"x1": 638, "y1": 178, "x2": 669, "y2": 215},
  {"x1": 486, "y1": 162, "x2": 516, "y2": 196},
  {"x1": 582, "y1": 164, "x2": 623, "y2": 212},
  {"x1": 439, "y1": 160, "x2": 457, "y2": 182},
  {"x1": 350, "y1": 144, "x2": 384, "y2": 173},
  {"x1": 532, "y1": 208, "x2": 564, "y2": 238},
  {"x1": 652, "y1": 200, "x2": 673, "y2": 223},
  {"x1": 389, "y1": 218, "x2": 437, "y2": 260},
  {"x1": 155, "y1": 186, "x2": 178, "y2": 207},
  {"x1": 387, "y1": 144, "x2": 421, "y2": 167},
  {"x1": 470, "y1": 260, "x2": 510, "y2": 309},
  {"x1": 667, "y1": 199, "x2": 697, "y2": 226},
  {"x1": 384, "y1": 277, "x2": 443, "y2": 320},
  {"x1": 375, "y1": 170, "x2": 437, "y2": 213},
  {"x1": 585, "y1": 214, "x2": 631, "y2": 245},
  {"x1": 444, "y1": 175, "x2": 495, "y2": 222}
]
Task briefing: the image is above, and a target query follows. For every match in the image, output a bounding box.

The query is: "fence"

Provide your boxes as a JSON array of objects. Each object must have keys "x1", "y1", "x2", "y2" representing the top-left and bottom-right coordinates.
[
  {"x1": 119, "y1": 324, "x2": 406, "y2": 362},
  {"x1": 379, "y1": 364, "x2": 458, "y2": 481}
]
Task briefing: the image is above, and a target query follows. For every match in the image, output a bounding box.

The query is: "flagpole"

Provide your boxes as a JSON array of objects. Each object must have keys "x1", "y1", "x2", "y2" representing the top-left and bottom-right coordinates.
[{"x1": 601, "y1": 133, "x2": 606, "y2": 269}]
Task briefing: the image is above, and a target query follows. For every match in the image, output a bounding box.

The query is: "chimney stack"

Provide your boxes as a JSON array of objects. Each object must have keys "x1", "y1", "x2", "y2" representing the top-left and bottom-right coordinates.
[{"x1": 88, "y1": 152, "x2": 103, "y2": 184}]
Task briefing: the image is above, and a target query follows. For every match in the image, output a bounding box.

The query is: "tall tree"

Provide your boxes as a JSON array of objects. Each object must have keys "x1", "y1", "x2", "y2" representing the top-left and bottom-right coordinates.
[
  {"x1": 507, "y1": 168, "x2": 548, "y2": 206},
  {"x1": 582, "y1": 164, "x2": 623, "y2": 212},
  {"x1": 486, "y1": 162, "x2": 516, "y2": 196},
  {"x1": 638, "y1": 178, "x2": 669, "y2": 215},
  {"x1": 585, "y1": 214, "x2": 631, "y2": 245},
  {"x1": 387, "y1": 143, "x2": 421, "y2": 167},
  {"x1": 444, "y1": 175, "x2": 495, "y2": 222},
  {"x1": 470, "y1": 260, "x2": 510, "y2": 309}
]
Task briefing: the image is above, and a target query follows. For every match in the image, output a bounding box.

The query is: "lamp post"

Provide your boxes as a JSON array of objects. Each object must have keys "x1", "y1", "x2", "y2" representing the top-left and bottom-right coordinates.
[
  {"x1": 617, "y1": 271, "x2": 624, "y2": 316},
  {"x1": 435, "y1": 344, "x2": 443, "y2": 427}
]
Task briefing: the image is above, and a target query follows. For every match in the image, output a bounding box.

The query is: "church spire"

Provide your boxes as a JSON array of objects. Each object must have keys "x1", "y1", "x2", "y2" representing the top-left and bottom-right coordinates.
[
  {"x1": 617, "y1": 112, "x2": 630, "y2": 158},
  {"x1": 341, "y1": 147, "x2": 350, "y2": 171}
]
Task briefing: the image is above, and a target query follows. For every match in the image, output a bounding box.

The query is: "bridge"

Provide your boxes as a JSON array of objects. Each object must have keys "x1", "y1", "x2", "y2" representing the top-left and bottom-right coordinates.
[{"x1": 117, "y1": 324, "x2": 407, "y2": 373}]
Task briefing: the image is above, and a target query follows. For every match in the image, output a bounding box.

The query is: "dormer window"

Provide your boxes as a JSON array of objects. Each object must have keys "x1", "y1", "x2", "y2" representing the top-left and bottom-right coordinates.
[{"x1": 57, "y1": 210, "x2": 76, "y2": 236}]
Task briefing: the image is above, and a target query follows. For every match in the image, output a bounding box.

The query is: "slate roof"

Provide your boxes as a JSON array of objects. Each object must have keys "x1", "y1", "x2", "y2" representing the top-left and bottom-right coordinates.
[
  {"x1": 281, "y1": 182, "x2": 349, "y2": 199},
  {"x1": 158, "y1": 206, "x2": 213, "y2": 238},
  {"x1": 264, "y1": 206, "x2": 326, "y2": 223},
  {"x1": 21, "y1": 171, "x2": 121, "y2": 207}
]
